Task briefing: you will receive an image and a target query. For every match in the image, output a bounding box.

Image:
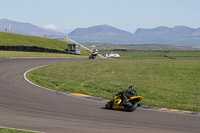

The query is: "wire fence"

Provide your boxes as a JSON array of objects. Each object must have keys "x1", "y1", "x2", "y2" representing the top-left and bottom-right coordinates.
[
  {"x1": 0, "y1": 26, "x2": 66, "y2": 40},
  {"x1": 0, "y1": 25, "x2": 104, "y2": 56}
]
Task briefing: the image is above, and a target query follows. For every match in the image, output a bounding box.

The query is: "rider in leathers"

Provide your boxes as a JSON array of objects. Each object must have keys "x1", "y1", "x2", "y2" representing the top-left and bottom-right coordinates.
[
  {"x1": 118, "y1": 86, "x2": 137, "y2": 106},
  {"x1": 92, "y1": 49, "x2": 98, "y2": 56}
]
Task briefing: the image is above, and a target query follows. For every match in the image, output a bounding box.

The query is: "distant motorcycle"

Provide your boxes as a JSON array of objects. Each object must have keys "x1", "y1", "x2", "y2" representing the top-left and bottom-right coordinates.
[
  {"x1": 89, "y1": 49, "x2": 98, "y2": 59},
  {"x1": 105, "y1": 93, "x2": 143, "y2": 112}
]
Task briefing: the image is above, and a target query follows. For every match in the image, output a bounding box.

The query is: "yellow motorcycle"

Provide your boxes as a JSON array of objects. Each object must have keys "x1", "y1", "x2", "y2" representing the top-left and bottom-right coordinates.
[{"x1": 105, "y1": 93, "x2": 143, "y2": 112}]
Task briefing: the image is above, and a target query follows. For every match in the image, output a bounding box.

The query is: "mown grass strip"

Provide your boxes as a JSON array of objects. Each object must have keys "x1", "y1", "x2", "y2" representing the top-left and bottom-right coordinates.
[
  {"x1": 0, "y1": 127, "x2": 39, "y2": 133},
  {"x1": 27, "y1": 59, "x2": 200, "y2": 112},
  {"x1": 0, "y1": 51, "x2": 89, "y2": 58}
]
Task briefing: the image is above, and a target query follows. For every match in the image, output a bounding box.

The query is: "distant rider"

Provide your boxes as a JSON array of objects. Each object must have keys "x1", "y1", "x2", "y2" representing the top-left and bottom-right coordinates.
[
  {"x1": 92, "y1": 49, "x2": 98, "y2": 56},
  {"x1": 118, "y1": 86, "x2": 137, "y2": 106}
]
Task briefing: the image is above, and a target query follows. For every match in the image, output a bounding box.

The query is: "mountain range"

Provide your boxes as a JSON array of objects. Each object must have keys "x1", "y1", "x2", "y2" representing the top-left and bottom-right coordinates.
[
  {"x1": 69, "y1": 25, "x2": 200, "y2": 46},
  {"x1": 0, "y1": 19, "x2": 65, "y2": 38},
  {"x1": 1, "y1": 19, "x2": 200, "y2": 46}
]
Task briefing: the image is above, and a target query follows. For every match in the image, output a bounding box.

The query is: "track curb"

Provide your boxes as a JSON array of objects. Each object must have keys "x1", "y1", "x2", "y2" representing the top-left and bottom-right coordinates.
[{"x1": 59, "y1": 91, "x2": 200, "y2": 116}]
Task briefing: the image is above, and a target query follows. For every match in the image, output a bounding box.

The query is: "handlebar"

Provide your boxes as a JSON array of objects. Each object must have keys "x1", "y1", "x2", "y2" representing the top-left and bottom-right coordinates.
[{"x1": 117, "y1": 91, "x2": 126, "y2": 96}]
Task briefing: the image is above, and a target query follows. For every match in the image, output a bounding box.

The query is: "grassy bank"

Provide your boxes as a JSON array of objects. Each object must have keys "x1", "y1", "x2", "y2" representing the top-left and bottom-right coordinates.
[
  {"x1": 0, "y1": 32, "x2": 91, "y2": 57},
  {"x1": 0, "y1": 32, "x2": 69, "y2": 51},
  {"x1": 27, "y1": 59, "x2": 200, "y2": 112}
]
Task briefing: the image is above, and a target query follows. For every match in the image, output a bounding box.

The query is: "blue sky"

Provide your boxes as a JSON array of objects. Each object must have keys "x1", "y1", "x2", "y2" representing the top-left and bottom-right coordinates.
[{"x1": 1, "y1": 0, "x2": 200, "y2": 33}]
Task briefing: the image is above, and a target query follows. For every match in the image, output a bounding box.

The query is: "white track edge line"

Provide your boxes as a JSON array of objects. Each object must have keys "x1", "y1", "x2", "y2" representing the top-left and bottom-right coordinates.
[
  {"x1": 24, "y1": 65, "x2": 105, "y2": 103},
  {"x1": 24, "y1": 65, "x2": 56, "y2": 93}
]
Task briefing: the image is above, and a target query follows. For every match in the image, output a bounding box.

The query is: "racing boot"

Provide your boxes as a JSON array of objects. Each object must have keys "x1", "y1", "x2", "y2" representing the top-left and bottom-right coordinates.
[
  {"x1": 124, "y1": 100, "x2": 132, "y2": 107},
  {"x1": 138, "y1": 103, "x2": 142, "y2": 107},
  {"x1": 119, "y1": 99, "x2": 128, "y2": 106}
]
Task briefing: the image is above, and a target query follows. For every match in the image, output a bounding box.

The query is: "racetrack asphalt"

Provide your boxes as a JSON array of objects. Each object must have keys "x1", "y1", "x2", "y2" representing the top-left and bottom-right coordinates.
[{"x1": 0, "y1": 58, "x2": 200, "y2": 133}]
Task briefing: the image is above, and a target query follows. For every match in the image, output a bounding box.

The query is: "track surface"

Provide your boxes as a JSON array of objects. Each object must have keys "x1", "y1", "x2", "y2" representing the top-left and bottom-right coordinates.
[{"x1": 0, "y1": 58, "x2": 199, "y2": 133}]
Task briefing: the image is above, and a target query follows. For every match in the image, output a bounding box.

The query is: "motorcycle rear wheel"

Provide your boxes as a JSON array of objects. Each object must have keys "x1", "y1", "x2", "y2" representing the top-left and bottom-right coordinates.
[{"x1": 124, "y1": 101, "x2": 138, "y2": 112}]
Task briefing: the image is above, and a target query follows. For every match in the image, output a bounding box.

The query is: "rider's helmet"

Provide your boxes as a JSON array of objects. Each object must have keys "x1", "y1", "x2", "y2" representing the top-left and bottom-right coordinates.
[
  {"x1": 93, "y1": 49, "x2": 98, "y2": 53},
  {"x1": 128, "y1": 86, "x2": 134, "y2": 90},
  {"x1": 128, "y1": 86, "x2": 137, "y2": 95}
]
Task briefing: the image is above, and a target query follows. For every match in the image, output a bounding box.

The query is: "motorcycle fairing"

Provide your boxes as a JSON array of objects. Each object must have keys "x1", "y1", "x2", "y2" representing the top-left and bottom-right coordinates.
[
  {"x1": 112, "y1": 95, "x2": 143, "y2": 110},
  {"x1": 128, "y1": 96, "x2": 143, "y2": 101},
  {"x1": 113, "y1": 99, "x2": 124, "y2": 110}
]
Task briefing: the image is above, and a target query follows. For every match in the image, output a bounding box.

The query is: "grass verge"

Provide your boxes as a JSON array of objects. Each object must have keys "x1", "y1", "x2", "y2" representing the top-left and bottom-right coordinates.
[
  {"x1": 0, "y1": 51, "x2": 89, "y2": 58},
  {"x1": 0, "y1": 127, "x2": 38, "y2": 133},
  {"x1": 27, "y1": 59, "x2": 200, "y2": 112}
]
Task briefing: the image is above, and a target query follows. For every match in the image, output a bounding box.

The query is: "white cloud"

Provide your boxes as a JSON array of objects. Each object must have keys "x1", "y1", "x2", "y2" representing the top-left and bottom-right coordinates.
[
  {"x1": 44, "y1": 24, "x2": 72, "y2": 30},
  {"x1": 44, "y1": 24, "x2": 57, "y2": 29}
]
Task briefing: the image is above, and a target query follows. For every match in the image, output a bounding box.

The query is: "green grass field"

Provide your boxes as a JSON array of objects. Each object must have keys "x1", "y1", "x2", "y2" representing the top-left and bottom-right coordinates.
[
  {"x1": 27, "y1": 59, "x2": 200, "y2": 112},
  {"x1": 100, "y1": 50, "x2": 200, "y2": 59},
  {"x1": 82, "y1": 43, "x2": 200, "y2": 51}
]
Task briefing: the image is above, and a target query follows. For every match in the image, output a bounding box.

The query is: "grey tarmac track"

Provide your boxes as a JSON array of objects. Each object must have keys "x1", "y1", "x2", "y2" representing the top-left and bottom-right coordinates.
[{"x1": 0, "y1": 58, "x2": 200, "y2": 133}]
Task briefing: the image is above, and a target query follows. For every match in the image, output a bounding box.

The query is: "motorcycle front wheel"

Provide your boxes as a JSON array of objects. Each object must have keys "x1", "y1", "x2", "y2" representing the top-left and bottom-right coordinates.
[
  {"x1": 105, "y1": 100, "x2": 114, "y2": 109},
  {"x1": 124, "y1": 101, "x2": 138, "y2": 112}
]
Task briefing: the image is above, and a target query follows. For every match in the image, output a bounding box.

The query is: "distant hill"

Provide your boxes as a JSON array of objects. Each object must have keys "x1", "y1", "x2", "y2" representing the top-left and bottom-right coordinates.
[
  {"x1": 69, "y1": 25, "x2": 200, "y2": 46},
  {"x1": 134, "y1": 26, "x2": 195, "y2": 37},
  {"x1": 132, "y1": 26, "x2": 200, "y2": 46},
  {"x1": 0, "y1": 19, "x2": 65, "y2": 38},
  {"x1": 69, "y1": 25, "x2": 134, "y2": 44},
  {"x1": 69, "y1": 24, "x2": 133, "y2": 36}
]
